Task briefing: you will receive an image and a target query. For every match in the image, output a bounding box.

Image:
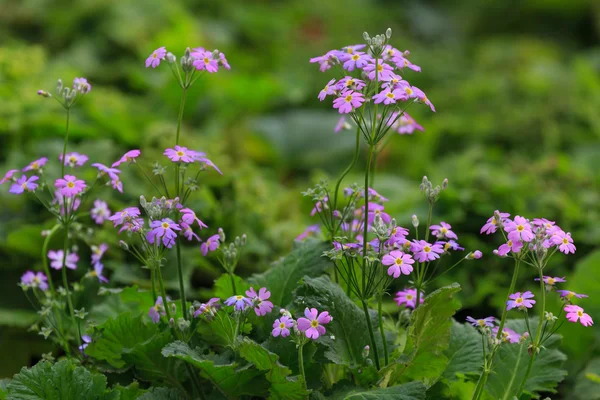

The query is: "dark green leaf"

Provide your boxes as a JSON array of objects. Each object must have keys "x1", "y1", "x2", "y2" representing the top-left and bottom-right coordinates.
[
  {"x1": 574, "y1": 357, "x2": 600, "y2": 400},
  {"x1": 137, "y1": 387, "x2": 185, "y2": 400},
  {"x1": 442, "y1": 320, "x2": 484, "y2": 381},
  {"x1": 110, "y1": 383, "x2": 146, "y2": 400},
  {"x1": 213, "y1": 273, "x2": 249, "y2": 299},
  {"x1": 329, "y1": 381, "x2": 427, "y2": 400}
]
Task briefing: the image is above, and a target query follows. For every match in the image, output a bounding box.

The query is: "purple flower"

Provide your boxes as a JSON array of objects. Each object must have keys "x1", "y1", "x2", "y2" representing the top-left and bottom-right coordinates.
[
  {"x1": 272, "y1": 315, "x2": 294, "y2": 338},
  {"x1": 551, "y1": 230, "x2": 576, "y2": 254},
  {"x1": 112, "y1": 149, "x2": 140, "y2": 168},
  {"x1": 318, "y1": 78, "x2": 337, "y2": 101},
  {"x1": 340, "y1": 51, "x2": 371, "y2": 71},
  {"x1": 382, "y1": 250, "x2": 414, "y2": 278},
  {"x1": 395, "y1": 288, "x2": 423, "y2": 309},
  {"x1": 505, "y1": 216, "x2": 534, "y2": 243},
  {"x1": 557, "y1": 290, "x2": 588, "y2": 301},
  {"x1": 297, "y1": 308, "x2": 331, "y2": 340},
  {"x1": 108, "y1": 207, "x2": 141, "y2": 227},
  {"x1": 310, "y1": 50, "x2": 341, "y2": 72},
  {"x1": 91, "y1": 243, "x2": 108, "y2": 265},
  {"x1": 334, "y1": 116, "x2": 350, "y2": 133},
  {"x1": 224, "y1": 295, "x2": 252, "y2": 311},
  {"x1": 147, "y1": 218, "x2": 181, "y2": 248},
  {"x1": 146, "y1": 47, "x2": 167, "y2": 68},
  {"x1": 9, "y1": 176, "x2": 39, "y2": 194},
  {"x1": 337, "y1": 76, "x2": 366, "y2": 91},
  {"x1": 73, "y1": 78, "x2": 91, "y2": 94},
  {"x1": 1, "y1": 169, "x2": 19, "y2": 184},
  {"x1": 191, "y1": 47, "x2": 219, "y2": 73},
  {"x1": 164, "y1": 146, "x2": 198, "y2": 163},
  {"x1": 372, "y1": 87, "x2": 406, "y2": 105},
  {"x1": 411, "y1": 240, "x2": 444, "y2": 262},
  {"x1": 366, "y1": 203, "x2": 391, "y2": 224},
  {"x1": 565, "y1": 305, "x2": 593, "y2": 327},
  {"x1": 55, "y1": 175, "x2": 86, "y2": 197},
  {"x1": 497, "y1": 239, "x2": 523, "y2": 257},
  {"x1": 534, "y1": 276, "x2": 566, "y2": 286},
  {"x1": 295, "y1": 225, "x2": 321, "y2": 241},
  {"x1": 438, "y1": 240, "x2": 465, "y2": 252},
  {"x1": 22, "y1": 157, "x2": 48, "y2": 172},
  {"x1": 392, "y1": 53, "x2": 421, "y2": 72},
  {"x1": 333, "y1": 90, "x2": 365, "y2": 114},
  {"x1": 201, "y1": 234, "x2": 220, "y2": 256},
  {"x1": 79, "y1": 335, "x2": 92, "y2": 352},
  {"x1": 492, "y1": 327, "x2": 521, "y2": 343},
  {"x1": 412, "y1": 87, "x2": 436, "y2": 112},
  {"x1": 193, "y1": 298, "x2": 220, "y2": 319},
  {"x1": 180, "y1": 222, "x2": 200, "y2": 241},
  {"x1": 246, "y1": 287, "x2": 274, "y2": 316},
  {"x1": 54, "y1": 190, "x2": 81, "y2": 216},
  {"x1": 466, "y1": 316, "x2": 495, "y2": 328},
  {"x1": 91, "y1": 200, "x2": 111, "y2": 224},
  {"x1": 60, "y1": 152, "x2": 88, "y2": 168},
  {"x1": 179, "y1": 208, "x2": 208, "y2": 229},
  {"x1": 506, "y1": 291, "x2": 536, "y2": 310},
  {"x1": 466, "y1": 250, "x2": 483, "y2": 260},
  {"x1": 394, "y1": 113, "x2": 424, "y2": 135},
  {"x1": 92, "y1": 263, "x2": 109, "y2": 284},
  {"x1": 91, "y1": 163, "x2": 121, "y2": 180},
  {"x1": 21, "y1": 271, "x2": 49, "y2": 291},
  {"x1": 363, "y1": 60, "x2": 394, "y2": 81},
  {"x1": 430, "y1": 222, "x2": 458, "y2": 240},
  {"x1": 149, "y1": 297, "x2": 166, "y2": 323},
  {"x1": 48, "y1": 250, "x2": 79, "y2": 270},
  {"x1": 480, "y1": 211, "x2": 511, "y2": 235}
]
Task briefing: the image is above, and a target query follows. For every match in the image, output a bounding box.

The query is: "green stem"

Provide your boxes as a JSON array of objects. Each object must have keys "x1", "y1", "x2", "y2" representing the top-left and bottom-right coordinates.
[
  {"x1": 41, "y1": 225, "x2": 61, "y2": 294},
  {"x1": 332, "y1": 125, "x2": 361, "y2": 215},
  {"x1": 496, "y1": 259, "x2": 521, "y2": 340},
  {"x1": 60, "y1": 225, "x2": 81, "y2": 351},
  {"x1": 151, "y1": 267, "x2": 157, "y2": 303},
  {"x1": 61, "y1": 108, "x2": 70, "y2": 178},
  {"x1": 378, "y1": 292, "x2": 389, "y2": 366},
  {"x1": 361, "y1": 300, "x2": 381, "y2": 370},
  {"x1": 229, "y1": 271, "x2": 237, "y2": 294},
  {"x1": 175, "y1": 88, "x2": 188, "y2": 145},
  {"x1": 175, "y1": 241, "x2": 188, "y2": 320},
  {"x1": 298, "y1": 341, "x2": 307, "y2": 391}
]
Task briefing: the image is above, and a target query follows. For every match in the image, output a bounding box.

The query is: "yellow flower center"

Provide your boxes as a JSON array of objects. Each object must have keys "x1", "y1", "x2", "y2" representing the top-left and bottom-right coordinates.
[
  {"x1": 203, "y1": 57, "x2": 210, "y2": 64},
  {"x1": 405, "y1": 87, "x2": 413, "y2": 95},
  {"x1": 491, "y1": 217, "x2": 497, "y2": 225},
  {"x1": 279, "y1": 323, "x2": 285, "y2": 329},
  {"x1": 21, "y1": 183, "x2": 27, "y2": 189},
  {"x1": 310, "y1": 320, "x2": 319, "y2": 328},
  {"x1": 577, "y1": 311, "x2": 583, "y2": 317},
  {"x1": 162, "y1": 222, "x2": 170, "y2": 229},
  {"x1": 345, "y1": 79, "x2": 354, "y2": 87},
  {"x1": 404, "y1": 59, "x2": 409, "y2": 67},
  {"x1": 441, "y1": 227, "x2": 448, "y2": 234},
  {"x1": 547, "y1": 278, "x2": 555, "y2": 284},
  {"x1": 566, "y1": 292, "x2": 574, "y2": 300},
  {"x1": 444, "y1": 243, "x2": 451, "y2": 251},
  {"x1": 377, "y1": 64, "x2": 383, "y2": 72},
  {"x1": 67, "y1": 182, "x2": 75, "y2": 188},
  {"x1": 423, "y1": 246, "x2": 431, "y2": 253},
  {"x1": 352, "y1": 54, "x2": 360, "y2": 61},
  {"x1": 386, "y1": 92, "x2": 395, "y2": 99},
  {"x1": 346, "y1": 48, "x2": 353, "y2": 54},
  {"x1": 32, "y1": 162, "x2": 39, "y2": 169},
  {"x1": 516, "y1": 297, "x2": 523, "y2": 304},
  {"x1": 323, "y1": 85, "x2": 328, "y2": 91},
  {"x1": 33, "y1": 277, "x2": 40, "y2": 284},
  {"x1": 477, "y1": 319, "x2": 485, "y2": 327},
  {"x1": 69, "y1": 156, "x2": 77, "y2": 163},
  {"x1": 345, "y1": 95, "x2": 353, "y2": 102},
  {"x1": 406, "y1": 294, "x2": 413, "y2": 300},
  {"x1": 562, "y1": 238, "x2": 569, "y2": 245},
  {"x1": 507, "y1": 240, "x2": 513, "y2": 247},
  {"x1": 517, "y1": 225, "x2": 524, "y2": 232},
  {"x1": 176, "y1": 151, "x2": 185, "y2": 157},
  {"x1": 236, "y1": 295, "x2": 243, "y2": 300},
  {"x1": 152, "y1": 53, "x2": 157, "y2": 58},
  {"x1": 395, "y1": 257, "x2": 403, "y2": 265}
]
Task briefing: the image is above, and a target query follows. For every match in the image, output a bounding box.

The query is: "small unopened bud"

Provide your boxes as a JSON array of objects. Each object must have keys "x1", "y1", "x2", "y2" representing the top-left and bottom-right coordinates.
[
  {"x1": 386, "y1": 28, "x2": 392, "y2": 39},
  {"x1": 442, "y1": 178, "x2": 448, "y2": 190},
  {"x1": 333, "y1": 210, "x2": 342, "y2": 219},
  {"x1": 139, "y1": 195, "x2": 147, "y2": 207},
  {"x1": 170, "y1": 303, "x2": 177, "y2": 314},
  {"x1": 37, "y1": 90, "x2": 51, "y2": 97},
  {"x1": 412, "y1": 214, "x2": 419, "y2": 228},
  {"x1": 218, "y1": 228, "x2": 225, "y2": 242},
  {"x1": 119, "y1": 240, "x2": 129, "y2": 251},
  {"x1": 363, "y1": 32, "x2": 370, "y2": 41},
  {"x1": 362, "y1": 345, "x2": 370, "y2": 358},
  {"x1": 466, "y1": 250, "x2": 482, "y2": 260},
  {"x1": 169, "y1": 318, "x2": 175, "y2": 328},
  {"x1": 189, "y1": 306, "x2": 195, "y2": 316},
  {"x1": 241, "y1": 234, "x2": 247, "y2": 246},
  {"x1": 184, "y1": 47, "x2": 191, "y2": 58},
  {"x1": 166, "y1": 52, "x2": 176, "y2": 64},
  {"x1": 56, "y1": 79, "x2": 63, "y2": 93},
  {"x1": 234, "y1": 236, "x2": 241, "y2": 246},
  {"x1": 212, "y1": 49, "x2": 220, "y2": 58}
]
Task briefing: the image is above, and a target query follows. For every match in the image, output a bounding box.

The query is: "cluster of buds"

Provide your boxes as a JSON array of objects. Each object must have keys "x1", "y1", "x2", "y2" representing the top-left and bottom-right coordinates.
[
  {"x1": 38, "y1": 78, "x2": 91, "y2": 109},
  {"x1": 140, "y1": 195, "x2": 180, "y2": 220},
  {"x1": 420, "y1": 176, "x2": 448, "y2": 204}
]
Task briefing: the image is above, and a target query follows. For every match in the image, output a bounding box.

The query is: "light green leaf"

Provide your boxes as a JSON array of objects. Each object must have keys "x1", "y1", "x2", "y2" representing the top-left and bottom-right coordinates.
[
  {"x1": 0, "y1": 308, "x2": 38, "y2": 328},
  {"x1": 137, "y1": 387, "x2": 185, "y2": 400},
  {"x1": 237, "y1": 337, "x2": 310, "y2": 400},
  {"x1": 329, "y1": 381, "x2": 427, "y2": 400},
  {"x1": 162, "y1": 341, "x2": 267, "y2": 398},
  {"x1": 213, "y1": 273, "x2": 249, "y2": 299},
  {"x1": 88, "y1": 286, "x2": 155, "y2": 326},
  {"x1": 6, "y1": 360, "x2": 117, "y2": 400},
  {"x1": 110, "y1": 383, "x2": 146, "y2": 400},
  {"x1": 442, "y1": 321, "x2": 484, "y2": 381},
  {"x1": 85, "y1": 313, "x2": 158, "y2": 368},
  {"x1": 249, "y1": 240, "x2": 331, "y2": 307},
  {"x1": 574, "y1": 358, "x2": 600, "y2": 400},
  {"x1": 381, "y1": 284, "x2": 462, "y2": 388},
  {"x1": 484, "y1": 319, "x2": 567, "y2": 399},
  {"x1": 294, "y1": 276, "x2": 381, "y2": 368}
]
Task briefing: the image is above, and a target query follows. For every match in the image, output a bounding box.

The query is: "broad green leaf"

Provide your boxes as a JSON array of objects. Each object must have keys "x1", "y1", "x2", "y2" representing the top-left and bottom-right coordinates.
[
  {"x1": 213, "y1": 273, "x2": 249, "y2": 299},
  {"x1": 327, "y1": 381, "x2": 427, "y2": 400},
  {"x1": 484, "y1": 319, "x2": 567, "y2": 399},
  {"x1": 88, "y1": 286, "x2": 155, "y2": 326},
  {"x1": 0, "y1": 380, "x2": 8, "y2": 400},
  {"x1": 381, "y1": 284, "x2": 462, "y2": 388},
  {"x1": 442, "y1": 321, "x2": 484, "y2": 381},
  {"x1": 237, "y1": 337, "x2": 310, "y2": 400},
  {"x1": 6, "y1": 360, "x2": 116, "y2": 400},
  {"x1": 294, "y1": 276, "x2": 381, "y2": 368},
  {"x1": 162, "y1": 341, "x2": 267, "y2": 398},
  {"x1": 0, "y1": 308, "x2": 38, "y2": 328},
  {"x1": 574, "y1": 358, "x2": 600, "y2": 400},
  {"x1": 249, "y1": 240, "x2": 331, "y2": 307},
  {"x1": 195, "y1": 312, "x2": 239, "y2": 347},
  {"x1": 137, "y1": 387, "x2": 185, "y2": 400},
  {"x1": 85, "y1": 313, "x2": 158, "y2": 368},
  {"x1": 110, "y1": 383, "x2": 146, "y2": 400}
]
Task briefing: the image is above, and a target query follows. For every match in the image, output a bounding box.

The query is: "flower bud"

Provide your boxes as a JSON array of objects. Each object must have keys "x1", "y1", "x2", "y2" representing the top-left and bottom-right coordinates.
[
  {"x1": 385, "y1": 28, "x2": 392, "y2": 39},
  {"x1": 363, "y1": 32, "x2": 370, "y2": 41},
  {"x1": 119, "y1": 240, "x2": 129, "y2": 251},
  {"x1": 139, "y1": 195, "x2": 147, "y2": 208},
  {"x1": 412, "y1": 214, "x2": 419, "y2": 228},
  {"x1": 170, "y1": 303, "x2": 177, "y2": 314},
  {"x1": 56, "y1": 79, "x2": 63, "y2": 94},
  {"x1": 234, "y1": 236, "x2": 241, "y2": 247},
  {"x1": 37, "y1": 90, "x2": 51, "y2": 97},
  {"x1": 169, "y1": 318, "x2": 175, "y2": 328},
  {"x1": 241, "y1": 234, "x2": 247, "y2": 246},
  {"x1": 166, "y1": 52, "x2": 176, "y2": 64},
  {"x1": 362, "y1": 345, "x2": 370, "y2": 358},
  {"x1": 442, "y1": 178, "x2": 448, "y2": 190}
]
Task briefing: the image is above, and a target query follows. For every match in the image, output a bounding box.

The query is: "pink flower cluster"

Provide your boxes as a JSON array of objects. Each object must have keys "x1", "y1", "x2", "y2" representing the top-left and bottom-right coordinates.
[
  {"x1": 271, "y1": 308, "x2": 332, "y2": 340},
  {"x1": 145, "y1": 46, "x2": 230, "y2": 73}
]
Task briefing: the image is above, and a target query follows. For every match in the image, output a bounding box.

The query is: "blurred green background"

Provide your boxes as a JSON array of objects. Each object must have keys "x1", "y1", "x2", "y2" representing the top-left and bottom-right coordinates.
[{"x1": 1, "y1": 0, "x2": 599, "y2": 396}]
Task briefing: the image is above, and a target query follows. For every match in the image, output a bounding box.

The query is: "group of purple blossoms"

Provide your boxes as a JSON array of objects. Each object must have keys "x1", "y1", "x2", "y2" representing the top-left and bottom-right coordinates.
[
  {"x1": 467, "y1": 212, "x2": 592, "y2": 340},
  {"x1": 145, "y1": 46, "x2": 230, "y2": 72},
  {"x1": 311, "y1": 40, "x2": 430, "y2": 135}
]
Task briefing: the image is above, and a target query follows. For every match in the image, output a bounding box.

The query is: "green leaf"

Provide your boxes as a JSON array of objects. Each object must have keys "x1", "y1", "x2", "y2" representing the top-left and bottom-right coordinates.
[
  {"x1": 329, "y1": 381, "x2": 427, "y2": 400},
  {"x1": 484, "y1": 319, "x2": 567, "y2": 399},
  {"x1": 0, "y1": 308, "x2": 38, "y2": 328},
  {"x1": 89, "y1": 286, "x2": 156, "y2": 326},
  {"x1": 294, "y1": 276, "x2": 381, "y2": 368},
  {"x1": 195, "y1": 312, "x2": 238, "y2": 347},
  {"x1": 442, "y1": 321, "x2": 484, "y2": 381},
  {"x1": 381, "y1": 284, "x2": 462, "y2": 388},
  {"x1": 574, "y1": 358, "x2": 600, "y2": 400},
  {"x1": 162, "y1": 341, "x2": 267, "y2": 398},
  {"x1": 237, "y1": 337, "x2": 310, "y2": 400},
  {"x1": 85, "y1": 312, "x2": 158, "y2": 368},
  {"x1": 110, "y1": 383, "x2": 146, "y2": 400},
  {"x1": 249, "y1": 239, "x2": 331, "y2": 306},
  {"x1": 213, "y1": 273, "x2": 249, "y2": 299},
  {"x1": 6, "y1": 360, "x2": 116, "y2": 400},
  {"x1": 137, "y1": 387, "x2": 185, "y2": 400}
]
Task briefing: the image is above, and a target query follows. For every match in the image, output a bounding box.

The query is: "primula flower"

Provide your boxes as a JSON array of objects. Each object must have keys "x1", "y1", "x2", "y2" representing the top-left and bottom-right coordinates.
[
  {"x1": 532, "y1": 218, "x2": 557, "y2": 232},
  {"x1": 60, "y1": 152, "x2": 88, "y2": 168},
  {"x1": 340, "y1": 51, "x2": 371, "y2": 71},
  {"x1": 392, "y1": 113, "x2": 424, "y2": 135},
  {"x1": 411, "y1": 87, "x2": 436, "y2": 112},
  {"x1": 564, "y1": 305, "x2": 593, "y2": 327},
  {"x1": 22, "y1": 157, "x2": 48, "y2": 172},
  {"x1": 439, "y1": 240, "x2": 465, "y2": 252},
  {"x1": 466, "y1": 316, "x2": 495, "y2": 328},
  {"x1": 391, "y1": 51, "x2": 421, "y2": 72},
  {"x1": 21, "y1": 271, "x2": 49, "y2": 291},
  {"x1": 430, "y1": 222, "x2": 458, "y2": 240},
  {"x1": 297, "y1": 308, "x2": 331, "y2": 340},
  {"x1": 296, "y1": 225, "x2": 321, "y2": 241},
  {"x1": 480, "y1": 211, "x2": 511, "y2": 235},
  {"x1": 194, "y1": 298, "x2": 220, "y2": 319},
  {"x1": 9, "y1": 176, "x2": 39, "y2": 194},
  {"x1": 318, "y1": 78, "x2": 337, "y2": 101},
  {"x1": 382, "y1": 250, "x2": 414, "y2": 278},
  {"x1": 179, "y1": 208, "x2": 208, "y2": 229},
  {"x1": 492, "y1": 326, "x2": 521, "y2": 343},
  {"x1": 310, "y1": 50, "x2": 341, "y2": 72},
  {"x1": 149, "y1": 296, "x2": 166, "y2": 323},
  {"x1": 112, "y1": 149, "x2": 141, "y2": 167},
  {"x1": 146, "y1": 47, "x2": 167, "y2": 68},
  {"x1": 372, "y1": 88, "x2": 405, "y2": 105},
  {"x1": 506, "y1": 291, "x2": 536, "y2": 310},
  {"x1": 366, "y1": 203, "x2": 391, "y2": 224},
  {"x1": 411, "y1": 240, "x2": 444, "y2": 262},
  {"x1": 272, "y1": 315, "x2": 294, "y2": 338},
  {"x1": 91, "y1": 243, "x2": 108, "y2": 265},
  {"x1": 79, "y1": 335, "x2": 92, "y2": 352},
  {"x1": 201, "y1": 234, "x2": 220, "y2": 256},
  {"x1": 334, "y1": 116, "x2": 351, "y2": 133},
  {"x1": 91, "y1": 263, "x2": 109, "y2": 284},
  {"x1": 246, "y1": 287, "x2": 274, "y2": 316},
  {"x1": 108, "y1": 207, "x2": 141, "y2": 227},
  {"x1": 91, "y1": 200, "x2": 111, "y2": 224},
  {"x1": 337, "y1": 76, "x2": 366, "y2": 91},
  {"x1": 191, "y1": 47, "x2": 220, "y2": 72},
  {"x1": 363, "y1": 60, "x2": 394, "y2": 81},
  {"x1": 557, "y1": 290, "x2": 588, "y2": 300},
  {"x1": 194, "y1": 155, "x2": 223, "y2": 175},
  {"x1": 505, "y1": 216, "x2": 534, "y2": 243},
  {"x1": 73, "y1": 78, "x2": 91, "y2": 94},
  {"x1": 333, "y1": 91, "x2": 365, "y2": 114},
  {"x1": 551, "y1": 230, "x2": 576, "y2": 254},
  {"x1": 534, "y1": 276, "x2": 566, "y2": 286},
  {"x1": 55, "y1": 175, "x2": 86, "y2": 197},
  {"x1": 381, "y1": 72, "x2": 403, "y2": 89},
  {"x1": 225, "y1": 295, "x2": 252, "y2": 311},
  {"x1": 395, "y1": 288, "x2": 423, "y2": 309},
  {"x1": 1, "y1": 169, "x2": 19, "y2": 184},
  {"x1": 147, "y1": 218, "x2": 181, "y2": 248},
  {"x1": 497, "y1": 239, "x2": 523, "y2": 256},
  {"x1": 466, "y1": 250, "x2": 483, "y2": 259},
  {"x1": 91, "y1": 163, "x2": 120, "y2": 180},
  {"x1": 164, "y1": 146, "x2": 197, "y2": 163},
  {"x1": 180, "y1": 222, "x2": 200, "y2": 241},
  {"x1": 48, "y1": 250, "x2": 79, "y2": 270}
]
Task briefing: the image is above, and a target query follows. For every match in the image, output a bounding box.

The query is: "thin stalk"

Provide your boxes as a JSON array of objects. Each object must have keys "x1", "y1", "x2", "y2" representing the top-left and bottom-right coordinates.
[
  {"x1": 229, "y1": 271, "x2": 237, "y2": 294},
  {"x1": 298, "y1": 342, "x2": 307, "y2": 391},
  {"x1": 60, "y1": 225, "x2": 82, "y2": 350},
  {"x1": 150, "y1": 267, "x2": 157, "y2": 303},
  {"x1": 361, "y1": 300, "x2": 380, "y2": 370},
  {"x1": 41, "y1": 225, "x2": 61, "y2": 294},
  {"x1": 378, "y1": 292, "x2": 389, "y2": 366},
  {"x1": 175, "y1": 242, "x2": 188, "y2": 320},
  {"x1": 175, "y1": 88, "x2": 188, "y2": 145},
  {"x1": 332, "y1": 126, "x2": 361, "y2": 215},
  {"x1": 61, "y1": 108, "x2": 70, "y2": 178}
]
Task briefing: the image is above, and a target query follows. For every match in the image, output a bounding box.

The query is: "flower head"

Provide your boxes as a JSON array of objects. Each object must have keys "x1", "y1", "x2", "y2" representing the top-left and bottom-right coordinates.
[
  {"x1": 147, "y1": 218, "x2": 181, "y2": 248},
  {"x1": 48, "y1": 250, "x2": 79, "y2": 270},
  {"x1": 179, "y1": 208, "x2": 208, "y2": 229},
  {"x1": 55, "y1": 175, "x2": 86, "y2": 197},
  {"x1": 395, "y1": 288, "x2": 423, "y2": 309},
  {"x1": 60, "y1": 152, "x2": 89, "y2": 168},
  {"x1": 480, "y1": 211, "x2": 511, "y2": 235},
  {"x1": 430, "y1": 222, "x2": 458, "y2": 240},
  {"x1": 246, "y1": 287, "x2": 274, "y2": 316},
  {"x1": 21, "y1": 271, "x2": 49, "y2": 291},
  {"x1": 193, "y1": 298, "x2": 220, "y2": 319},
  {"x1": 318, "y1": 78, "x2": 337, "y2": 101},
  {"x1": 297, "y1": 308, "x2": 331, "y2": 340},
  {"x1": 91, "y1": 243, "x2": 108, "y2": 265},
  {"x1": 200, "y1": 234, "x2": 220, "y2": 256},
  {"x1": 310, "y1": 50, "x2": 341, "y2": 72},
  {"x1": 164, "y1": 146, "x2": 200, "y2": 163},
  {"x1": 497, "y1": 239, "x2": 523, "y2": 257},
  {"x1": 340, "y1": 51, "x2": 372, "y2": 71},
  {"x1": 551, "y1": 230, "x2": 576, "y2": 254},
  {"x1": 91, "y1": 163, "x2": 121, "y2": 181},
  {"x1": 363, "y1": 60, "x2": 394, "y2": 81},
  {"x1": 564, "y1": 305, "x2": 593, "y2": 327},
  {"x1": 333, "y1": 90, "x2": 365, "y2": 114},
  {"x1": 22, "y1": 157, "x2": 48, "y2": 172},
  {"x1": 191, "y1": 48, "x2": 220, "y2": 73},
  {"x1": 410, "y1": 240, "x2": 444, "y2": 262},
  {"x1": 1, "y1": 169, "x2": 20, "y2": 184},
  {"x1": 73, "y1": 77, "x2": 91, "y2": 94},
  {"x1": 149, "y1": 296, "x2": 166, "y2": 323},
  {"x1": 557, "y1": 290, "x2": 588, "y2": 301},
  {"x1": 146, "y1": 47, "x2": 167, "y2": 68},
  {"x1": 112, "y1": 150, "x2": 141, "y2": 167},
  {"x1": 79, "y1": 335, "x2": 92, "y2": 352},
  {"x1": 382, "y1": 250, "x2": 414, "y2": 278},
  {"x1": 91, "y1": 262, "x2": 109, "y2": 284},
  {"x1": 108, "y1": 207, "x2": 141, "y2": 227},
  {"x1": 534, "y1": 276, "x2": 566, "y2": 286},
  {"x1": 466, "y1": 316, "x2": 495, "y2": 328},
  {"x1": 224, "y1": 295, "x2": 252, "y2": 311},
  {"x1": 492, "y1": 327, "x2": 521, "y2": 343},
  {"x1": 506, "y1": 291, "x2": 536, "y2": 310},
  {"x1": 272, "y1": 315, "x2": 294, "y2": 338},
  {"x1": 9, "y1": 176, "x2": 39, "y2": 194},
  {"x1": 372, "y1": 87, "x2": 406, "y2": 105},
  {"x1": 505, "y1": 216, "x2": 534, "y2": 243}
]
